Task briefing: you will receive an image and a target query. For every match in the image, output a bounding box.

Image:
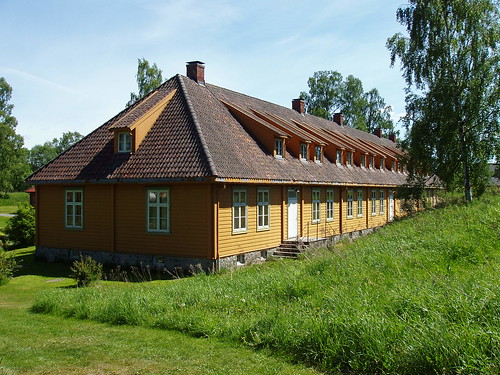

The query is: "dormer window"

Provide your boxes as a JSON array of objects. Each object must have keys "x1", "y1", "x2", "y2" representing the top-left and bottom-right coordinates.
[
  {"x1": 369, "y1": 156, "x2": 374, "y2": 169},
  {"x1": 300, "y1": 142, "x2": 308, "y2": 161},
  {"x1": 347, "y1": 152, "x2": 353, "y2": 166},
  {"x1": 391, "y1": 160, "x2": 396, "y2": 171},
  {"x1": 380, "y1": 157, "x2": 385, "y2": 170},
  {"x1": 315, "y1": 146, "x2": 322, "y2": 163},
  {"x1": 361, "y1": 154, "x2": 366, "y2": 168},
  {"x1": 336, "y1": 150, "x2": 342, "y2": 165},
  {"x1": 118, "y1": 132, "x2": 132, "y2": 153},
  {"x1": 275, "y1": 138, "x2": 284, "y2": 158}
]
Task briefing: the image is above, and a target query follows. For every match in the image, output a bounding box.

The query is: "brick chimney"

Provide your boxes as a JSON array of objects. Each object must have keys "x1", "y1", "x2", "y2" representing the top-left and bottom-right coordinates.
[
  {"x1": 333, "y1": 113, "x2": 344, "y2": 126},
  {"x1": 373, "y1": 128, "x2": 382, "y2": 138},
  {"x1": 292, "y1": 98, "x2": 305, "y2": 114},
  {"x1": 186, "y1": 61, "x2": 205, "y2": 84},
  {"x1": 389, "y1": 133, "x2": 397, "y2": 143}
]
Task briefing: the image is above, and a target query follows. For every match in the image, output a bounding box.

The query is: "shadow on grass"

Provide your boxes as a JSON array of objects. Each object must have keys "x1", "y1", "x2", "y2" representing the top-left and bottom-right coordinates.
[{"x1": 12, "y1": 250, "x2": 72, "y2": 279}]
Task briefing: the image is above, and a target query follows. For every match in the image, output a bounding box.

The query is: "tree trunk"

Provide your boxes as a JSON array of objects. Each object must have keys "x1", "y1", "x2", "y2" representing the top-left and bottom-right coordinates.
[{"x1": 460, "y1": 129, "x2": 472, "y2": 203}]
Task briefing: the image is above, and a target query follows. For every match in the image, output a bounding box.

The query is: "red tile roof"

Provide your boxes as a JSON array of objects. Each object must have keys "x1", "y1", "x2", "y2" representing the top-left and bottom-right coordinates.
[{"x1": 28, "y1": 73, "x2": 407, "y2": 187}]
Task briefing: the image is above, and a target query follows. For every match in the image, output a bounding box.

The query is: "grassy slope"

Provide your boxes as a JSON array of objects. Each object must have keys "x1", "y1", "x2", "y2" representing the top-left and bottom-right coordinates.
[
  {"x1": 0, "y1": 248, "x2": 319, "y2": 375},
  {"x1": 31, "y1": 194, "x2": 500, "y2": 374},
  {"x1": 0, "y1": 192, "x2": 29, "y2": 215}
]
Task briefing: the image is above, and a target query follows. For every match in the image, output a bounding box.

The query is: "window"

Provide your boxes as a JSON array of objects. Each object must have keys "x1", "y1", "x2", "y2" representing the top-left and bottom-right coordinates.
[
  {"x1": 65, "y1": 189, "x2": 83, "y2": 229},
  {"x1": 369, "y1": 156, "x2": 374, "y2": 169},
  {"x1": 379, "y1": 190, "x2": 385, "y2": 214},
  {"x1": 300, "y1": 143, "x2": 308, "y2": 161},
  {"x1": 275, "y1": 138, "x2": 284, "y2": 158},
  {"x1": 315, "y1": 146, "x2": 322, "y2": 163},
  {"x1": 147, "y1": 189, "x2": 170, "y2": 233},
  {"x1": 336, "y1": 150, "x2": 342, "y2": 165},
  {"x1": 371, "y1": 189, "x2": 377, "y2": 215},
  {"x1": 233, "y1": 188, "x2": 247, "y2": 232},
  {"x1": 361, "y1": 154, "x2": 366, "y2": 168},
  {"x1": 380, "y1": 157, "x2": 385, "y2": 170},
  {"x1": 326, "y1": 188, "x2": 334, "y2": 221},
  {"x1": 347, "y1": 189, "x2": 354, "y2": 218},
  {"x1": 391, "y1": 160, "x2": 396, "y2": 171},
  {"x1": 118, "y1": 132, "x2": 132, "y2": 153},
  {"x1": 347, "y1": 152, "x2": 352, "y2": 166},
  {"x1": 257, "y1": 188, "x2": 270, "y2": 230},
  {"x1": 357, "y1": 189, "x2": 363, "y2": 217},
  {"x1": 312, "y1": 189, "x2": 321, "y2": 223}
]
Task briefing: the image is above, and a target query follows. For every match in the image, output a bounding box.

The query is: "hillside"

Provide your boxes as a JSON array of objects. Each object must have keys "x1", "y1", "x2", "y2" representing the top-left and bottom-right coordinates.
[{"x1": 32, "y1": 194, "x2": 499, "y2": 374}]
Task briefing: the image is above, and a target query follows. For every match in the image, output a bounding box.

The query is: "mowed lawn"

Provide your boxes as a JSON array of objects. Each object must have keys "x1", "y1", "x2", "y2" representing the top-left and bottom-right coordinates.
[{"x1": 0, "y1": 248, "x2": 320, "y2": 375}]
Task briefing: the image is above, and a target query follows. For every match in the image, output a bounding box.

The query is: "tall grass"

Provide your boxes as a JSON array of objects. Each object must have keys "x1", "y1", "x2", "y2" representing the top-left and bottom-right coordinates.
[{"x1": 32, "y1": 194, "x2": 500, "y2": 374}]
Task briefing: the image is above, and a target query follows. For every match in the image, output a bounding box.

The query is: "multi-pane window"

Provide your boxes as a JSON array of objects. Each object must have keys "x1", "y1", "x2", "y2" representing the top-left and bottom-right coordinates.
[
  {"x1": 392, "y1": 160, "x2": 396, "y2": 171},
  {"x1": 361, "y1": 154, "x2": 366, "y2": 167},
  {"x1": 326, "y1": 188, "x2": 334, "y2": 221},
  {"x1": 233, "y1": 188, "x2": 247, "y2": 232},
  {"x1": 315, "y1": 146, "x2": 322, "y2": 163},
  {"x1": 371, "y1": 189, "x2": 377, "y2": 215},
  {"x1": 257, "y1": 188, "x2": 270, "y2": 230},
  {"x1": 312, "y1": 189, "x2": 321, "y2": 223},
  {"x1": 379, "y1": 190, "x2": 385, "y2": 214},
  {"x1": 300, "y1": 143, "x2": 308, "y2": 160},
  {"x1": 65, "y1": 189, "x2": 83, "y2": 229},
  {"x1": 369, "y1": 156, "x2": 374, "y2": 169},
  {"x1": 336, "y1": 150, "x2": 342, "y2": 165},
  {"x1": 118, "y1": 132, "x2": 132, "y2": 153},
  {"x1": 147, "y1": 189, "x2": 170, "y2": 233},
  {"x1": 357, "y1": 189, "x2": 363, "y2": 217},
  {"x1": 347, "y1": 189, "x2": 354, "y2": 218},
  {"x1": 347, "y1": 152, "x2": 352, "y2": 166},
  {"x1": 275, "y1": 138, "x2": 284, "y2": 158},
  {"x1": 380, "y1": 157, "x2": 385, "y2": 170}
]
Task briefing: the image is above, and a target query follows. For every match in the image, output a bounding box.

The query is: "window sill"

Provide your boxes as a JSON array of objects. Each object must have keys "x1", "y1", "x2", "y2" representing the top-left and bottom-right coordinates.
[
  {"x1": 232, "y1": 230, "x2": 248, "y2": 235},
  {"x1": 257, "y1": 227, "x2": 270, "y2": 232}
]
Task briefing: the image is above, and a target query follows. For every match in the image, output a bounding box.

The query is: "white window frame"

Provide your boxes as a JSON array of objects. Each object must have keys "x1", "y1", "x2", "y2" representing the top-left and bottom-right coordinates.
[
  {"x1": 380, "y1": 157, "x2": 385, "y2": 170},
  {"x1": 392, "y1": 160, "x2": 396, "y2": 171},
  {"x1": 357, "y1": 189, "x2": 363, "y2": 217},
  {"x1": 336, "y1": 150, "x2": 342, "y2": 165},
  {"x1": 347, "y1": 151, "x2": 352, "y2": 166},
  {"x1": 312, "y1": 188, "x2": 321, "y2": 223},
  {"x1": 233, "y1": 188, "x2": 247, "y2": 233},
  {"x1": 315, "y1": 146, "x2": 322, "y2": 163},
  {"x1": 326, "y1": 188, "x2": 334, "y2": 222},
  {"x1": 118, "y1": 132, "x2": 132, "y2": 153},
  {"x1": 300, "y1": 143, "x2": 308, "y2": 161},
  {"x1": 65, "y1": 189, "x2": 83, "y2": 229},
  {"x1": 147, "y1": 188, "x2": 170, "y2": 233},
  {"x1": 347, "y1": 189, "x2": 354, "y2": 218},
  {"x1": 371, "y1": 189, "x2": 377, "y2": 215},
  {"x1": 257, "y1": 188, "x2": 270, "y2": 230},
  {"x1": 275, "y1": 138, "x2": 284, "y2": 159},
  {"x1": 379, "y1": 189, "x2": 385, "y2": 214},
  {"x1": 361, "y1": 154, "x2": 366, "y2": 168}
]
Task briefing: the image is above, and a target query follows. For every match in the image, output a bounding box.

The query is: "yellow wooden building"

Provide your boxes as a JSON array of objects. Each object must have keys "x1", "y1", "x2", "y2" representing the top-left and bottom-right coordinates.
[{"x1": 28, "y1": 62, "x2": 436, "y2": 270}]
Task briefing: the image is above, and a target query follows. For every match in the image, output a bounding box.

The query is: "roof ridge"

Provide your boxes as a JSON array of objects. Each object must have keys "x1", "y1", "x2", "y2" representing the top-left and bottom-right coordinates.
[{"x1": 176, "y1": 74, "x2": 218, "y2": 177}]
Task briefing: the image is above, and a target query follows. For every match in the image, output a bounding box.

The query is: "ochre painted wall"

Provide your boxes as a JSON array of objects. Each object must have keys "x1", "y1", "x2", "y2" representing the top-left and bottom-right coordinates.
[
  {"x1": 37, "y1": 183, "x2": 213, "y2": 259},
  {"x1": 299, "y1": 186, "x2": 341, "y2": 239},
  {"x1": 218, "y1": 185, "x2": 283, "y2": 257}
]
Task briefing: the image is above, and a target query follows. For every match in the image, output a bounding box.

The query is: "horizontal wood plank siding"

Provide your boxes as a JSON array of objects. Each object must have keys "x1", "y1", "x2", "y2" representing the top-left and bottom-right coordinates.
[{"x1": 218, "y1": 185, "x2": 282, "y2": 257}]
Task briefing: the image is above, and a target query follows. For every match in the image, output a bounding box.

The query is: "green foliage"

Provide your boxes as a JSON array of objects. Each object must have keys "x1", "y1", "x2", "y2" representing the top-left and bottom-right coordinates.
[
  {"x1": 126, "y1": 58, "x2": 163, "y2": 107},
  {"x1": 0, "y1": 77, "x2": 31, "y2": 195},
  {"x1": 4, "y1": 203, "x2": 35, "y2": 249},
  {"x1": 28, "y1": 131, "x2": 83, "y2": 172},
  {"x1": 0, "y1": 250, "x2": 19, "y2": 285},
  {"x1": 33, "y1": 193, "x2": 500, "y2": 374},
  {"x1": 387, "y1": 0, "x2": 500, "y2": 202},
  {"x1": 70, "y1": 255, "x2": 103, "y2": 287},
  {"x1": 300, "y1": 70, "x2": 394, "y2": 133}
]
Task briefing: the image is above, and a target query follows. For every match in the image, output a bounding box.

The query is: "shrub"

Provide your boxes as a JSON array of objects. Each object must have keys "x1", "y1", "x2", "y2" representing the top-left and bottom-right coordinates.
[
  {"x1": 0, "y1": 250, "x2": 18, "y2": 286},
  {"x1": 70, "y1": 255, "x2": 103, "y2": 287},
  {"x1": 4, "y1": 202, "x2": 35, "y2": 249}
]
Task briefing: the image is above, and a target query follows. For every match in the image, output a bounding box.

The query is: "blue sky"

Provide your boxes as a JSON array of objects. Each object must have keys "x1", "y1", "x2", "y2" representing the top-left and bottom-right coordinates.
[{"x1": 1, "y1": 0, "x2": 408, "y2": 148}]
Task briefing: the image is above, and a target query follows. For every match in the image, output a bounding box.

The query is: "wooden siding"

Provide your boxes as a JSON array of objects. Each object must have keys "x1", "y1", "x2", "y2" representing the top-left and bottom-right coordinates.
[
  {"x1": 37, "y1": 183, "x2": 213, "y2": 259},
  {"x1": 218, "y1": 185, "x2": 283, "y2": 257},
  {"x1": 300, "y1": 186, "x2": 341, "y2": 239}
]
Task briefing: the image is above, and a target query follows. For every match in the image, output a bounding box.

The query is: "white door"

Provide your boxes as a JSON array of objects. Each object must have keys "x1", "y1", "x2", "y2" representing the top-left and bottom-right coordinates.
[
  {"x1": 389, "y1": 190, "x2": 395, "y2": 221},
  {"x1": 287, "y1": 189, "x2": 298, "y2": 239}
]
